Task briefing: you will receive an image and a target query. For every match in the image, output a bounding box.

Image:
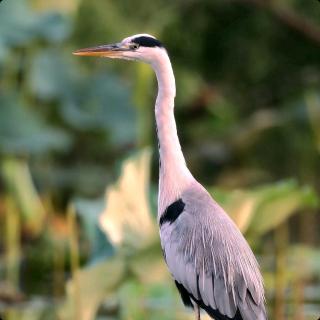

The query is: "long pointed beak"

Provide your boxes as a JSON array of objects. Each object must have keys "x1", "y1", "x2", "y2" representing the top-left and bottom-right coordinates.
[{"x1": 73, "y1": 43, "x2": 127, "y2": 57}]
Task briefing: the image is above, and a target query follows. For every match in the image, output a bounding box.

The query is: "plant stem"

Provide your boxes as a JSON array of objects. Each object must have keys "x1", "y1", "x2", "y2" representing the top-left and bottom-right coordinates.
[
  {"x1": 274, "y1": 222, "x2": 288, "y2": 320},
  {"x1": 67, "y1": 204, "x2": 81, "y2": 320},
  {"x1": 5, "y1": 196, "x2": 20, "y2": 289}
]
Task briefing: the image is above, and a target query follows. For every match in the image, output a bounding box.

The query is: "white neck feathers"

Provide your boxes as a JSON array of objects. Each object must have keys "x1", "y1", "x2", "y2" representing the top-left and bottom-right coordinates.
[{"x1": 151, "y1": 50, "x2": 193, "y2": 217}]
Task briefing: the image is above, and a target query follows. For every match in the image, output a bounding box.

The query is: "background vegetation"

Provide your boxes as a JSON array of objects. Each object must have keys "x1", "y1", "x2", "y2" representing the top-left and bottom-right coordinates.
[{"x1": 0, "y1": 0, "x2": 319, "y2": 319}]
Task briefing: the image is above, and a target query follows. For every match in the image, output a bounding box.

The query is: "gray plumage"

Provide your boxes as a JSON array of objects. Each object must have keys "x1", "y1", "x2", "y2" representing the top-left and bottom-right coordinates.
[
  {"x1": 73, "y1": 33, "x2": 267, "y2": 320},
  {"x1": 160, "y1": 181, "x2": 267, "y2": 319}
]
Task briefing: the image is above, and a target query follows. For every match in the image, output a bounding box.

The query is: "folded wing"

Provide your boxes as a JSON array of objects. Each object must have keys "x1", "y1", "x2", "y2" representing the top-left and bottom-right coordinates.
[{"x1": 160, "y1": 183, "x2": 267, "y2": 320}]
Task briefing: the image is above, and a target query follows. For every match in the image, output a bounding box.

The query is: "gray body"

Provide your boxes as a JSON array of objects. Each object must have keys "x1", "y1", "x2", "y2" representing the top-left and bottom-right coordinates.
[{"x1": 160, "y1": 181, "x2": 267, "y2": 319}]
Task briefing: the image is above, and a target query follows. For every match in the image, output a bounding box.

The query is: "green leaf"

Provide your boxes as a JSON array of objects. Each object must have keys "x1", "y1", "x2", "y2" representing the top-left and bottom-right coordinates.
[
  {"x1": 28, "y1": 50, "x2": 75, "y2": 101},
  {"x1": 248, "y1": 180, "x2": 318, "y2": 235},
  {"x1": 29, "y1": 49, "x2": 138, "y2": 146},
  {"x1": 211, "y1": 179, "x2": 318, "y2": 235},
  {"x1": 0, "y1": 94, "x2": 71, "y2": 154},
  {"x1": 288, "y1": 245, "x2": 320, "y2": 279},
  {"x1": 74, "y1": 197, "x2": 114, "y2": 263},
  {"x1": 1, "y1": 157, "x2": 45, "y2": 236},
  {"x1": 60, "y1": 72, "x2": 138, "y2": 145},
  {"x1": 99, "y1": 148, "x2": 157, "y2": 250},
  {"x1": 59, "y1": 257, "x2": 125, "y2": 320},
  {"x1": 0, "y1": 0, "x2": 70, "y2": 53}
]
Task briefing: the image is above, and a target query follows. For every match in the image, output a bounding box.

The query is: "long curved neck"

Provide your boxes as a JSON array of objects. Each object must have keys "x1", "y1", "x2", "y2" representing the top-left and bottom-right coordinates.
[{"x1": 151, "y1": 52, "x2": 193, "y2": 216}]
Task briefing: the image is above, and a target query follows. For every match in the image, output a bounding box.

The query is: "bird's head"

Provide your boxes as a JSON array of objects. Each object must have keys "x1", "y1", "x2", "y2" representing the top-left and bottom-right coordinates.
[{"x1": 73, "y1": 34, "x2": 165, "y2": 64}]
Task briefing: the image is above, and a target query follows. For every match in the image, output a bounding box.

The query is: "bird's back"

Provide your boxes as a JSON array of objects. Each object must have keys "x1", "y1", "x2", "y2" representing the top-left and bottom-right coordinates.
[{"x1": 159, "y1": 181, "x2": 267, "y2": 320}]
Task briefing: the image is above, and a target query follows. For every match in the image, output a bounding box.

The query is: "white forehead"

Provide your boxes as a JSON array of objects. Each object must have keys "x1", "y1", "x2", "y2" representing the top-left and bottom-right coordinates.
[{"x1": 121, "y1": 33, "x2": 156, "y2": 43}]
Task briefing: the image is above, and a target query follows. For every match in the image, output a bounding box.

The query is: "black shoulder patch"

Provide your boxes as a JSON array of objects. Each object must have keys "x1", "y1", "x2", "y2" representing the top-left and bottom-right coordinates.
[
  {"x1": 159, "y1": 199, "x2": 185, "y2": 226},
  {"x1": 133, "y1": 36, "x2": 163, "y2": 48}
]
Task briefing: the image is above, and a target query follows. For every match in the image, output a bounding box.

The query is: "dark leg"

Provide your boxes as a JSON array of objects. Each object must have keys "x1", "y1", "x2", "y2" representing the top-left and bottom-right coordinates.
[{"x1": 194, "y1": 304, "x2": 200, "y2": 320}]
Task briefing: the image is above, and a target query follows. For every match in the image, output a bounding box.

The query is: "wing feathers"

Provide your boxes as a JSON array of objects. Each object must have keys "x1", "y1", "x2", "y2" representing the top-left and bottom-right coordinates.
[
  {"x1": 238, "y1": 290, "x2": 267, "y2": 320},
  {"x1": 213, "y1": 275, "x2": 237, "y2": 318},
  {"x1": 175, "y1": 280, "x2": 193, "y2": 308},
  {"x1": 160, "y1": 184, "x2": 267, "y2": 319},
  {"x1": 200, "y1": 273, "x2": 216, "y2": 308}
]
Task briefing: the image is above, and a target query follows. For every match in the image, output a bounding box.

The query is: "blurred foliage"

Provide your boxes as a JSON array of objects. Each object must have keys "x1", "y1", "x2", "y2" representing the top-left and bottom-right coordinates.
[
  {"x1": 0, "y1": 0, "x2": 320, "y2": 320},
  {"x1": 211, "y1": 179, "x2": 318, "y2": 235},
  {"x1": 1, "y1": 158, "x2": 45, "y2": 236}
]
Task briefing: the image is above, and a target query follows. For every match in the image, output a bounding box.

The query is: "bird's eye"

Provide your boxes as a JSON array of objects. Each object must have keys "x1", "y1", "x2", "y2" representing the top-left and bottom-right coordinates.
[{"x1": 130, "y1": 43, "x2": 140, "y2": 50}]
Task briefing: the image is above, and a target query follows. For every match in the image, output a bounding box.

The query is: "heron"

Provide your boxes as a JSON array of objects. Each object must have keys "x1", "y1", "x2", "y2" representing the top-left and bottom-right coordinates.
[{"x1": 73, "y1": 34, "x2": 267, "y2": 320}]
